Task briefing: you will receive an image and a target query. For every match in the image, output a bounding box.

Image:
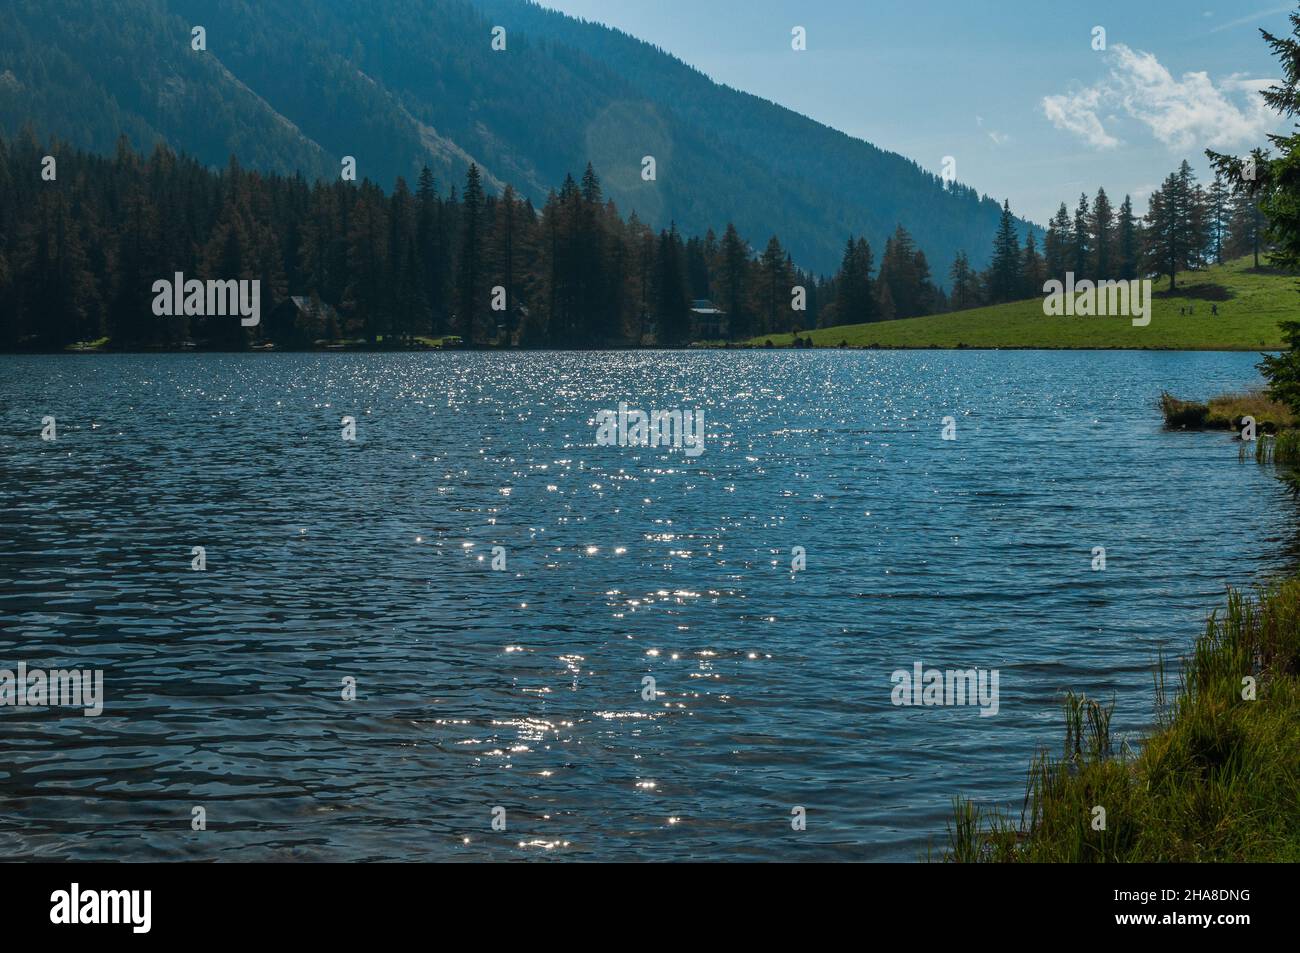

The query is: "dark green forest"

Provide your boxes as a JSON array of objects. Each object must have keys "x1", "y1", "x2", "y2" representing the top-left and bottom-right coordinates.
[
  {"x1": 0, "y1": 130, "x2": 1269, "y2": 351},
  {"x1": 0, "y1": 133, "x2": 949, "y2": 349}
]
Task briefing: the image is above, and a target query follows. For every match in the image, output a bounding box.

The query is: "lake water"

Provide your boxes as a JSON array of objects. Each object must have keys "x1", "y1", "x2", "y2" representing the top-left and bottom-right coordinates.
[{"x1": 1, "y1": 350, "x2": 1295, "y2": 861}]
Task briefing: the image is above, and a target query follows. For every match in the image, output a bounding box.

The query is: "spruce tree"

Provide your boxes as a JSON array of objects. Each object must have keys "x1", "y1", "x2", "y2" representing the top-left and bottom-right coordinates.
[
  {"x1": 456, "y1": 163, "x2": 486, "y2": 344},
  {"x1": 758, "y1": 235, "x2": 791, "y2": 334},
  {"x1": 1044, "y1": 203, "x2": 1071, "y2": 282},
  {"x1": 1117, "y1": 196, "x2": 1139, "y2": 280},
  {"x1": 948, "y1": 250, "x2": 978, "y2": 310},
  {"x1": 1209, "y1": 12, "x2": 1300, "y2": 411},
  {"x1": 653, "y1": 224, "x2": 690, "y2": 345},
  {"x1": 987, "y1": 200, "x2": 1021, "y2": 303},
  {"x1": 1207, "y1": 175, "x2": 1231, "y2": 264},
  {"x1": 1143, "y1": 173, "x2": 1182, "y2": 290},
  {"x1": 1090, "y1": 187, "x2": 1114, "y2": 279},
  {"x1": 717, "y1": 223, "x2": 751, "y2": 340},
  {"x1": 1021, "y1": 230, "x2": 1045, "y2": 298},
  {"x1": 1072, "y1": 193, "x2": 1091, "y2": 280}
]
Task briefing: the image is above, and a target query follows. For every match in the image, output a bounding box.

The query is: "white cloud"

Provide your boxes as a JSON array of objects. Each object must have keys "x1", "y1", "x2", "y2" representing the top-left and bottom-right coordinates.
[
  {"x1": 1042, "y1": 86, "x2": 1119, "y2": 149},
  {"x1": 1041, "y1": 43, "x2": 1279, "y2": 152}
]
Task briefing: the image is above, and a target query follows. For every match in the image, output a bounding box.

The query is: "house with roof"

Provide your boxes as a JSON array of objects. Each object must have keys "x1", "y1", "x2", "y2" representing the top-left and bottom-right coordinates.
[
  {"x1": 689, "y1": 298, "x2": 728, "y2": 340},
  {"x1": 266, "y1": 295, "x2": 341, "y2": 348}
]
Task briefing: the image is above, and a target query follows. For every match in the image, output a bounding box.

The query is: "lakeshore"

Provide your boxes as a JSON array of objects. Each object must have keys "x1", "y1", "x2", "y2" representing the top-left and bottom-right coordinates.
[
  {"x1": 946, "y1": 378, "x2": 1300, "y2": 862},
  {"x1": 16, "y1": 257, "x2": 1293, "y2": 357}
]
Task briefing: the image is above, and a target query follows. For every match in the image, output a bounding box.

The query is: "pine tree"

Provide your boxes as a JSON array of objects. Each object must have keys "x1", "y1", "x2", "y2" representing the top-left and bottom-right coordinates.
[
  {"x1": 1072, "y1": 193, "x2": 1091, "y2": 280},
  {"x1": 1044, "y1": 203, "x2": 1071, "y2": 282},
  {"x1": 627, "y1": 212, "x2": 657, "y2": 344},
  {"x1": 1021, "y1": 230, "x2": 1044, "y2": 298},
  {"x1": 878, "y1": 225, "x2": 933, "y2": 317},
  {"x1": 339, "y1": 188, "x2": 389, "y2": 342},
  {"x1": 987, "y1": 200, "x2": 1021, "y2": 303},
  {"x1": 830, "y1": 235, "x2": 876, "y2": 325},
  {"x1": 1090, "y1": 187, "x2": 1114, "y2": 279},
  {"x1": 1216, "y1": 11, "x2": 1300, "y2": 413},
  {"x1": 876, "y1": 277, "x2": 896, "y2": 320},
  {"x1": 1207, "y1": 174, "x2": 1231, "y2": 264},
  {"x1": 110, "y1": 186, "x2": 161, "y2": 346},
  {"x1": 200, "y1": 193, "x2": 257, "y2": 349},
  {"x1": 1144, "y1": 173, "x2": 1181, "y2": 290},
  {"x1": 685, "y1": 236, "x2": 710, "y2": 300},
  {"x1": 948, "y1": 250, "x2": 979, "y2": 310},
  {"x1": 912, "y1": 246, "x2": 935, "y2": 316},
  {"x1": 1226, "y1": 189, "x2": 1265, "y2": 266},
  {"x1": 387, "y1": 176, "x2": 421, "y2": 342},
  {"x1": 1248, "y1": 11, "x2": 1300, "y2": 268},
  {"x1": 456, "y1": 163, "x2": 486, "y2": 344},
  {"x1": 492, "y1": 183, "x2": 521, "y2": 343},
  {"x1": 1117, "y1": 195, "x2": 1139, "y2": 280},
  {"x1": 1143, "y1": 162, "x2": 1210, "y2": 289},
  {"x1": 653, "y1": 224, "x2": 690, "y2": 345},
  {"x1": 855, "y1": 238, "x2": 875, "y2": 319},
  {"x1": 758, "y1": 235, "x2": 792, "y2": 334},
  {"x1": 17, "y1": 191, "x2": 97, "y2": 348},
  {"x1": 415, "y1": 166, "x2": 448, "y2": 335},
  {"x1": 1176, "y1": 162, "x2": 1210, "y2": 269},
  {"x1": 717, "y1": 223, "x2": 752, "y2": 339}
]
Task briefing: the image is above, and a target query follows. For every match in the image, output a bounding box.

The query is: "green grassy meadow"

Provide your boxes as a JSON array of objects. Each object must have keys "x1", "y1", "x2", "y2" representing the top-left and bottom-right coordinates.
[{"x1": 749, "y1": 258, "x2": 1300, "y2": 350}]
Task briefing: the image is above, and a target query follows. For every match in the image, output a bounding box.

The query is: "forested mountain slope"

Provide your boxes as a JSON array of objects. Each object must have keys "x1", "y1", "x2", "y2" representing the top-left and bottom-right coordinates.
[{"x1": 0, "y1": 0, "x2": 1033, "y2": 275}]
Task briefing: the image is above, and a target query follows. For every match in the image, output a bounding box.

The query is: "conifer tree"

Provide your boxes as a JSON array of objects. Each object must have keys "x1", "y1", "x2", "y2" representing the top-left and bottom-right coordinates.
[
  {"x1": 1043, "y1": 203, "x2": 1071, "y2": 282},
  {"x1": 456, "y1": 163, "x2": 486, "y2": 344},
  {"x1": 1072, "y1": 193, "x2": 1091, "y2": 279},
  {"x1": 1021, "y1": 230, "x2": 1044, "y2": 298},
  {"x1": 654, "y1": 224, "x2": 690, "y2": 345},
  {"x1": 758, "y1": 235, "x2": 792, "y2": 334},
  {"x1": 948, "y1": 250, "x2": 979, "y2": 310},
  {"x1": 832, "y1": 235, "x2": 875, "y2": 325},
  {"x1": 986, "y1": 200, "x2": 1021, "y2": 303},
  {"x1": 1207, "y1": 175, "x2": 1231, "y2": 264},
  {"x1": 1144, "y1": 173, "x2": 1181, "y2": 289},
  {"x1": 1117, "y1": 196, "x2": 1139, "y2": 280},
  {"x1": 1090, "y1": 187, "x2": 1114, "y2": 279}
]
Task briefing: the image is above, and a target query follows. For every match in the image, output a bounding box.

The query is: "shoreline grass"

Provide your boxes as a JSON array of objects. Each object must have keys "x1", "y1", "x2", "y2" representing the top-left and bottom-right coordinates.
[
  {"x1": 944, "y1": 581, "x2": 1300, "y2": 862},
  {"x1": 1160, "y1": 389, "x2": 1297, "y2": 432},
  {"x1": 947, "y1": 402, "x2": 1300, "y2": 863}
]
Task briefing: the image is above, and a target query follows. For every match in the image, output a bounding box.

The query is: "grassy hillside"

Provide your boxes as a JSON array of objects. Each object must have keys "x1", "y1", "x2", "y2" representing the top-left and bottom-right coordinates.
[{"x1": 750, "y1": 258, "x2": 1300, "y2": 350}]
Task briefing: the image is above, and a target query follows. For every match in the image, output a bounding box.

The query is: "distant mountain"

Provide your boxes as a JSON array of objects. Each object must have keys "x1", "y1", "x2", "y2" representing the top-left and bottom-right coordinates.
[{"x1": 0, "y1": 0, "x2": 1034, "y2": 276}]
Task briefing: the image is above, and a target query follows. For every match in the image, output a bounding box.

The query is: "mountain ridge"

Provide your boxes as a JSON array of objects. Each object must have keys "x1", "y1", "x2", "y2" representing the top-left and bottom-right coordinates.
[{"x1": 0, "y1": 0, "x2": 1037, "y2": 276}]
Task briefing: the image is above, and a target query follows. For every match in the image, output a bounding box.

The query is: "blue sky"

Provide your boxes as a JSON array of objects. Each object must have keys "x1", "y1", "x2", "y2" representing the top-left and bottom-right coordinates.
[{"x1": 538, "y1": 0, "x2": 1296, "y2": 225}]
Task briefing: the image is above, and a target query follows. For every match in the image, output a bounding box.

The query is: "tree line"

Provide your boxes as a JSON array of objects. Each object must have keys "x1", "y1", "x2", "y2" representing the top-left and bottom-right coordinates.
[
  {"x1": 0, "y1": 130, "x2": 1277, "y2": 352},
  {"x1": 965, "y1": 161, "x2": 1270, "y2": 309},
  {"x1": 0, "y1": 131, "x2": 969, "y2": 350}
]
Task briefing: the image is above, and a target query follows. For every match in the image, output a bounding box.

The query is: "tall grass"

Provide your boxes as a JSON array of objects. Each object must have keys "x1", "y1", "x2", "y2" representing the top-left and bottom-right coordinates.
[
  {"x1": 1162, "y1": 389, "x2": 1296, "y2": 432},
  {"x1": 945, "y1": 582, "x2": 1300, "y2": 862},
  {"x1": 1207, "y1": 390, "x2": 1295, "y2": 432},
  {"x1": 1249, "y1": 430, "x2": 1300, "y2": 465},
  {"x1": 1159, "y1": 392, "x2": 1209, "y2": 429}
]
